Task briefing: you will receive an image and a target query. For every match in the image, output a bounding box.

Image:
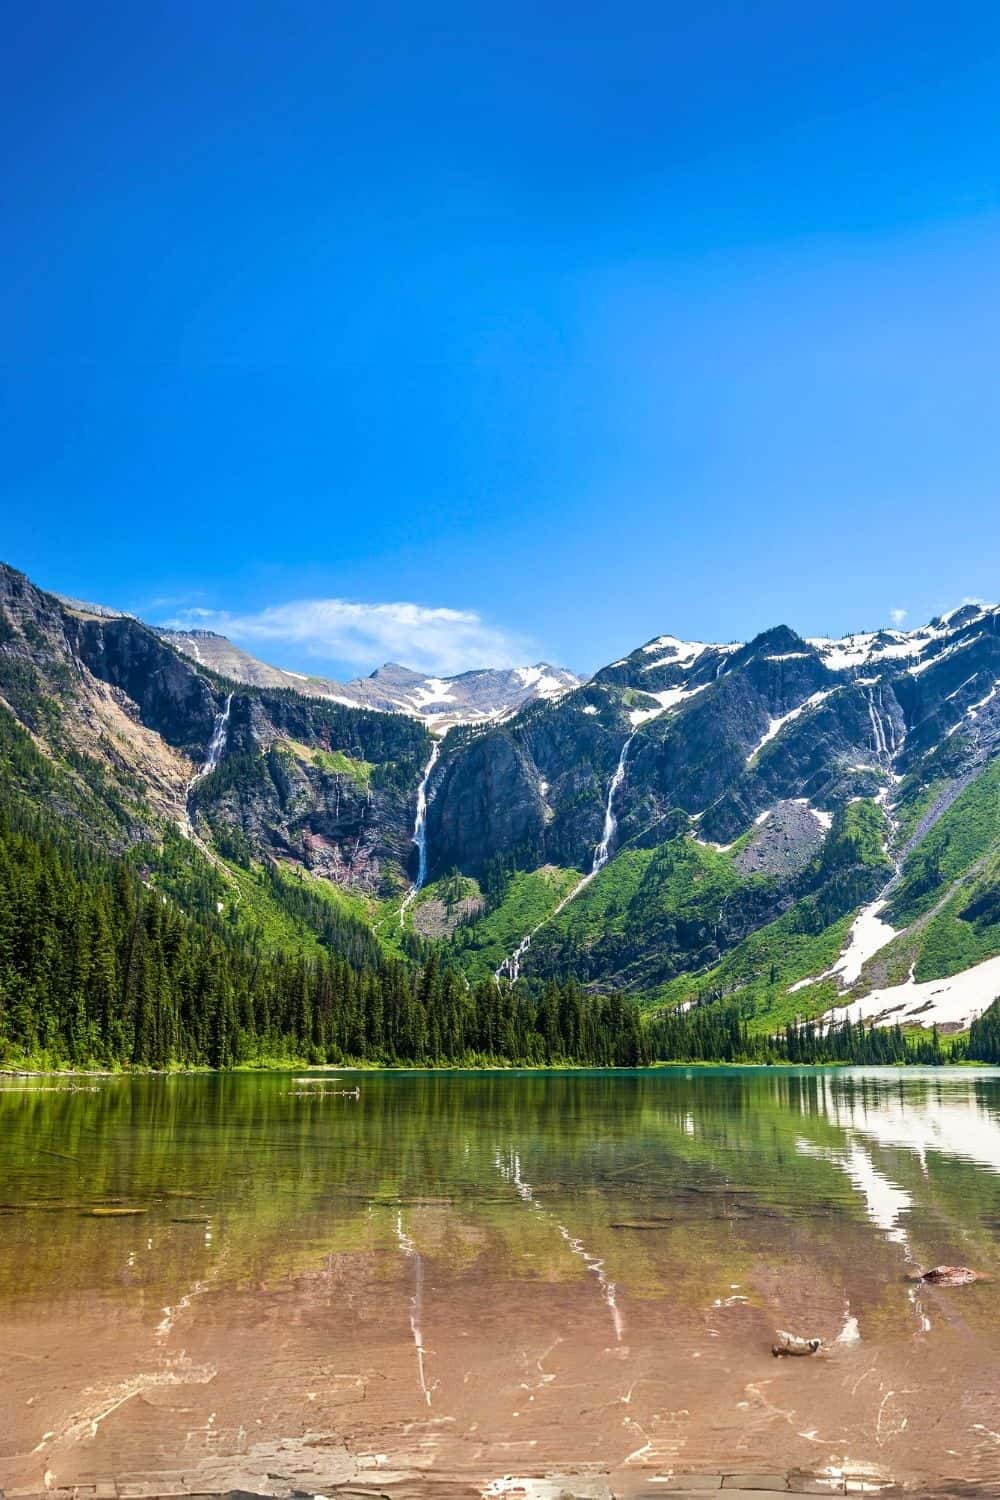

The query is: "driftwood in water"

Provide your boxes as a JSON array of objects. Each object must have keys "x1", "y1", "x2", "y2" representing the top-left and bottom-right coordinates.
[{"x1": 772, "y1": 1330, "x2": 822, "y2": 1357}]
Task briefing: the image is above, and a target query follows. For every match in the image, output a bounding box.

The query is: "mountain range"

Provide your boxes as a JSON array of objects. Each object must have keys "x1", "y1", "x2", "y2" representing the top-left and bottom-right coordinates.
[
  {"x1": 58, "y1": 597, "x2": 581, "y2": 728},
  {"x1": 3, "y1": 560, "x2": 999, "y2": 1039}
]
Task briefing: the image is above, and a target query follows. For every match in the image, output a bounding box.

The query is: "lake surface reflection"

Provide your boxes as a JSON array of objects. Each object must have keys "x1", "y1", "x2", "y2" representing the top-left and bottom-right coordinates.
[{"x1": 2, "y1": 1067, "x2": 1000, "y2": 1494}]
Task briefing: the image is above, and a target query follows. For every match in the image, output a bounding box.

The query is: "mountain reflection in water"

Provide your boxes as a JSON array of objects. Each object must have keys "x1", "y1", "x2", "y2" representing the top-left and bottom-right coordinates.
[{"x1": 2, "y1": 1066, "x2": 999, "y2": 1494}]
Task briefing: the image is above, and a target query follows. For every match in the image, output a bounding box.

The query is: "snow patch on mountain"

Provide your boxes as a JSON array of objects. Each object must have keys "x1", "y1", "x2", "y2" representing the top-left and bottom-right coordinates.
[
  {"x1": 628, "y1": 683, "x2": 708, "y2": 726},
  {"x1": 833, "y1": 899, "x2": 898, "y2": 987},
  {"x1": 640, "y1": 637, "x2": 741, "y2": 672},
  {"x1": 641, "y1": 635, "x2": 710, "y2": 662},
  {"x1": 825, "y1": 952, "x2": 1000, "y2": 1031},
  {"x1": 747, "y1": 690, "x2": 835, "y2": 762},
  {"x1": 809, "y1": 604, "x2": 998, "y2": 675},
  {"x1": 907, "y1": 632, "x2": 988, "y2": 676},
  {"x1": 515, "y1": 665, "x2": 574, "y2": 698}
]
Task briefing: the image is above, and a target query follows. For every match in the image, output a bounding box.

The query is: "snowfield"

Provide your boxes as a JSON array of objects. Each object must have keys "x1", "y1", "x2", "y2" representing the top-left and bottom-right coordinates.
[
  {"x1": 825, "y1": 952, "x2": 1000, "y2": 1030},
  {"x1": 832, "y1": 899, "x2": 898, "y2": 987}
]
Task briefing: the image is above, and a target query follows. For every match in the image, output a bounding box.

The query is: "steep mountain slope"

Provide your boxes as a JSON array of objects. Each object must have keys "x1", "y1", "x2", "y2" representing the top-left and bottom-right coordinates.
[
  {"x1": 418, "y1": 605, "x2": 1000, "y2": 1028},
  {"x1": 6, "y1": 561, "x2": 1000, "y2": 1036},
  {"x1": 2, "y1": 566, "x2": 430, "y2": 902},
  {"x1": 155, "y1": 624, "x2": 580, "y2": 727}
]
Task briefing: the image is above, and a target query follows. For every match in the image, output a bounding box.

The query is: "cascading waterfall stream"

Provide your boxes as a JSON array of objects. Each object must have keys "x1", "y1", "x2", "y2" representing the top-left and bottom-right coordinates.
[
  {"x1": 201, "y1": 693, "x2": 234, "y2": 779},
  {"x1": 591, "y1": 730, "x2": 637, "y2": 873},
  {"x1": 865, "y1": 685, "x2": 901, "y2": 764},
  {"x1": 399, "y1": 737, "x2": 442, "y2": 927},
  {"x1": 495, "y1": 730, "x2": 638, "y2": 983},
  {"x1": 183, "y1": 693, "x2": 234, "y2": 831}
]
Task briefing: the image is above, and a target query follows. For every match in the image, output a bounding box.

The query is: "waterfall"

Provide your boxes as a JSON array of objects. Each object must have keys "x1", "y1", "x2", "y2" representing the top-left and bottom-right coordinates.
[
  {"x1": 865, "y1": 686, "x2": 900, "y2": 763},
  {"x1": 495, "y1": 729, "x2": 638, "y2": 983},
  {"x1": 203, "y1": 694, "x2": 234, "y2": 778},
  {"x1": 399, "y1": 738, "x2": 442, "y2": 927},
  {"x1": 187, "y1": 693, "x2": 233, "y2": 795},
  {"x1": 881, "y1": 686, "x2": 898, "y2": 753},
  {"x1": 497, "y1": 931, "x2": 532, "y2": 985},
  {"x1": 591, "y1": 730, "x2": 637, "y2": 874},
  {"x1": 181, "y1": 693, "x2": 234, "y2": 841}
]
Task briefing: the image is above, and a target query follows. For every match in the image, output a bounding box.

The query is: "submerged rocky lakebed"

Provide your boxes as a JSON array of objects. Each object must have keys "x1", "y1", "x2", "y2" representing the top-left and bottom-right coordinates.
[{"x1": 2, "y1": 1066, "x2": 1000, "y2": 1496}]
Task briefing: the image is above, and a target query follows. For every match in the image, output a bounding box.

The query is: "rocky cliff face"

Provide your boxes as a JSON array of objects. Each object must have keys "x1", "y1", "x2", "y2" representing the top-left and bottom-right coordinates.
[
  {"x1": 0, "y1": 564, "x2": 428, "y2": 896},
  {"x1": 67, "y1": 613, "x2": 222, "y2": 753},
  {"x1": 426, "y1": 689, "x2": 631, "y2": 878},
  {"x1": 189, "y1": 689, "x2": 428, "y2": 893},
  {"x1": 429, "y1": 609, "x2": 1000, "y2": 880},
  {"x1": 4, "y1": 560, "x2": 1000, "y2": 1022}
]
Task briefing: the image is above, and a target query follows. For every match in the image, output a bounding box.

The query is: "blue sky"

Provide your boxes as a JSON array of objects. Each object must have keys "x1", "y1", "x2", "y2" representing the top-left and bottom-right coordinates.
[{"x1": 3, "y1": 1, "x2": 1000, "y2": 679}]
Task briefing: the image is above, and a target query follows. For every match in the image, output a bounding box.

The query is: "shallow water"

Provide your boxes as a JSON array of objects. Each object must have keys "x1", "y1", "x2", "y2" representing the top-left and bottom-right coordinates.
[{"x1": 2, "y1": 1066, "x2": 1000, "y2": 1494}]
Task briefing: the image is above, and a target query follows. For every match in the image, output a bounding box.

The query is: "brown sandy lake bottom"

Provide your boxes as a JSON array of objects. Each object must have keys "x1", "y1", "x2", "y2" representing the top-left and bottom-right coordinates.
[{"x1": 2, "y1": 1068, "x2": 1000, "y2": 1497}]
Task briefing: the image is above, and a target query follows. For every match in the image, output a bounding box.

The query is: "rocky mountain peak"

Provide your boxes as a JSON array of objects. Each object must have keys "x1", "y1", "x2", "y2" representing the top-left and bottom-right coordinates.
[
  {"x1": 369, "y1": 662, "x2": 424, "y2": 684},
  {"x1": 739, "y1": 624, "x2": 811, "y2": 660}
]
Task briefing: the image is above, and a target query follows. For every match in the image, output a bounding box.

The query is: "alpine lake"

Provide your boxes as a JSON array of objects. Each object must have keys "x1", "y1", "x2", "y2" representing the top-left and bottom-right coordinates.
[{"x1": 2, "y1": 1067, "x2": 1000, "y2": 1497}]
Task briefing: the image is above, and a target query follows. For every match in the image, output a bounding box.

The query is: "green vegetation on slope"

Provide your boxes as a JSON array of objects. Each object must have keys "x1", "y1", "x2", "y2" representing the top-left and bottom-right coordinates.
[
  {"x1": 0, "y1": 804, "x2": 647, "y2": 1070},
  {"x1": 449, "y1": 865, "x2": 582, "y2": 981},
  {"x1": 522, "y1": 835, "x2": 768, "y2": 989},
  {"x1": 0, "y1": 700, "x2": 140, "y2": 845},
  {"x1": 517, "y1": 797, "x2": 889, "y2": 1003},
  {"x1": 889, "y1": 759, "x2": 1000, "y2": 926},
  {"x1": 861, "y1": 760, "x2": 1000, "y2": 984},
  {"x1": 278, "y1": 737, "x2": 375, "y2": 789},
  {"x1": 645, "y1": 800, "x2": 891, "y2": 1026},
  {"x1": 907, "y1": 850, "x2": 1000, "y2": 981},
  {"x1": 648, "y1": 907, "x2": 852, "y2": 1028}
]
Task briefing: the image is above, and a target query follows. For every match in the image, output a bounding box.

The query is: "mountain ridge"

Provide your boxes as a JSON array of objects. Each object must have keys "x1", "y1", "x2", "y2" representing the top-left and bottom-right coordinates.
[
  {"x1": 54, "y1": 591, "x2": 583, "y2": 728},
  {"x1": 155, "y1": 626, "x2": 581, "y2": 727},
  {"x1": 3, "y1": 561, "x2": 996, "y2": 1043}
]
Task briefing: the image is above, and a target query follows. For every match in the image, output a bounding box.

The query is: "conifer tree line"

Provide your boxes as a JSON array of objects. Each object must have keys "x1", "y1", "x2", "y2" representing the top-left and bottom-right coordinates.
[
  {"x1": 647, "y1": 1000, "x2": 980, "y2": 1064},
  {"x1": 1, "y1": 802, "x2": 994, "y2": 1072},
  {"x1": 968, "y1": 1002, "x2": 1000, "y2": 1063},
  {"x1": 0, "y1": 811, "x2": 647, "y2": 1069}
]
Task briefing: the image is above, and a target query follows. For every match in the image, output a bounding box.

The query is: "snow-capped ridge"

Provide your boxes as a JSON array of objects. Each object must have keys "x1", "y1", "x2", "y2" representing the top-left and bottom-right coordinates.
[
  {"x1": 155, "y1": 626, "x2": 582, "y2": 728},
  {"x1": 809, "y1": 603, "x2": 999, "y2": 674}
]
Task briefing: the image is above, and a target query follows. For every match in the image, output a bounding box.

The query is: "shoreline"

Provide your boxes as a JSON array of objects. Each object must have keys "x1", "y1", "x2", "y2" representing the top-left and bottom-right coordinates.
[{"x1": 1, "y1": 1057, "x2": 993, "y2": 1079}]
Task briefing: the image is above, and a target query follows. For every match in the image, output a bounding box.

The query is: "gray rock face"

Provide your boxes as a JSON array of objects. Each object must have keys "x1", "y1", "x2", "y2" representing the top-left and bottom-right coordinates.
[
  {"x1": 68, "y1": 614, "x2": 221, "y2": 753},
  {"x1": 733, "y1": 800, "x2": 828, "y2": 879},
  {"x1": 418, "y1": 609, "x2": 1000, "y2": 896},
  {"x1": 156, "y1": 628, "x2": 582, "y2": 728},
  {"x1": 0, "y1": 563, "x2": 429, "y2": 896},
  {"x1": 5, "y1": 559, "x2": 1000, "y2": 998},
  {"x1": 426, "y1": 696, "x2": 632, "y2": 879},
  {"x1": 183, "y1": 689, "x2": 431, "y2": 895}
]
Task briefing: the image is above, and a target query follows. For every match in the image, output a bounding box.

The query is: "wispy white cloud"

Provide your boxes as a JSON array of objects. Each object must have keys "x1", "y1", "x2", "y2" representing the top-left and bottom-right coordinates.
[
  {"x1": 161, "y1": 596, "x2": 536, "y2": 677},
  {"x1": 889, "y1": 607, "x2": 908, "y2": 627}
]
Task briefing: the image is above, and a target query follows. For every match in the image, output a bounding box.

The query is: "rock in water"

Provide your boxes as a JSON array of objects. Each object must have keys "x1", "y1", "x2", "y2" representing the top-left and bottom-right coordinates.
[
  {"x1": 772, "y1": 1331, "x2": 822, "y2": 1357},
  {"x1": 909, "y1": 1265, "x2": 981, "y2": 1286}
]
